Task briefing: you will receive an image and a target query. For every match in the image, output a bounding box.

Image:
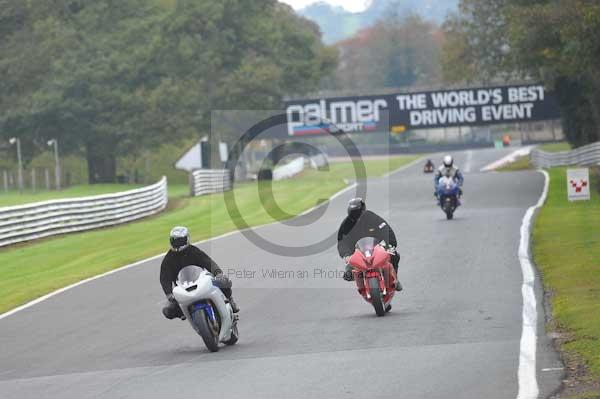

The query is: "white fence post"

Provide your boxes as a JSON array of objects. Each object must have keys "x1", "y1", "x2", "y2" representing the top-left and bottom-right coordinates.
[
  {"x1": 31, "y1": 169, "x2": 36, "y2": 193},
  {"x1": 45, "y1": 169, "x2": 51, "y2": 191},
  {"x1": 0, "y1": 176, "x2": 168, "y2": 247}
]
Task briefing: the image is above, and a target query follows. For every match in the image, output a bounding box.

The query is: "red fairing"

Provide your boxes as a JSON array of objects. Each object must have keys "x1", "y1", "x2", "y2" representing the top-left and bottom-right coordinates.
[
  {"x1": 371, "y1": 245, "x2": 390, "y2": 269},
  {"x1": 348, "y1": 250, "x2": 370, "y2": 271},
  {"x1": 349, "y1": 244, "x2": 397, "y2": 306}
]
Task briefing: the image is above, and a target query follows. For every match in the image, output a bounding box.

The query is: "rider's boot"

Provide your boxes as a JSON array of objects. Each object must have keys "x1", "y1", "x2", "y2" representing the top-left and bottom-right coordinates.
[
  {"x1": 395, "y1": 280, "x2": 403, "y2": 292},
  {"x1": 228, "y1": 296, "x2": 240, "y2": 313}
]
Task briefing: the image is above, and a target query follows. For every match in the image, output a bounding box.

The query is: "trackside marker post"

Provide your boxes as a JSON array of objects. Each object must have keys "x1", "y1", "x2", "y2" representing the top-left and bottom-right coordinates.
[{"x1": 567, "y1": 168, "x2": 590, "y2": 201}]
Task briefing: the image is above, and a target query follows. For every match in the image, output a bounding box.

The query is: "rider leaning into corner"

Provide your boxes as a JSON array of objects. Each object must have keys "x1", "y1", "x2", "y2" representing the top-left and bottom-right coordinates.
[
  {"x1": 337, "y1": 198, "x2": 403, "y2": 292},
  {"x1": 160, "y1": 226, "x2": 240, "y2": 320},
  {"x1": 434, "y1": 155, "x2": 465, "y2": 202}
]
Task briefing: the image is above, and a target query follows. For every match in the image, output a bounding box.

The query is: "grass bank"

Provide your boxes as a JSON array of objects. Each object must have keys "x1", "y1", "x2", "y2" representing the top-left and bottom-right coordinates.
[
  {"x1": 498, "y1": 142, "x2": 573, "y2": 171},
  {"x1": 533, "y1": 167, "x2": 600, "y2": 396},
  {"x1": 538, "y1": 142, "x2": 573, "y2": 153},
  {"x1": 0, "y1": 183, "x2": 193, "y2": 208},
  {"x1": 0, "y1": 156, "x2": 418, "y2": 314},
  {"x1": 0, "y1": 184, "x2": 146, "y2": 208}
]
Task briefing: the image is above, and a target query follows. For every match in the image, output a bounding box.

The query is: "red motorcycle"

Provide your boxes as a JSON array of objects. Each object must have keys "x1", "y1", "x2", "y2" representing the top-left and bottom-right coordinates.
[{"x1": 348, "y1": 237, "x2": 397, "y2": 317}]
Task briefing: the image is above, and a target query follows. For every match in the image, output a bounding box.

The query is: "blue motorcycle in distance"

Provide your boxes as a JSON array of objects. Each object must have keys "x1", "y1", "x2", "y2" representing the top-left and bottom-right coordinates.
[{"x1": 436, "y1": 176, "x2": 461, "y2": 220}]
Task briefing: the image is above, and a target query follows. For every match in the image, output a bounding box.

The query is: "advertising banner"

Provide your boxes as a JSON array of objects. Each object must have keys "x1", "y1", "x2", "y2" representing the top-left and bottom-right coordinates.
[{"x1": 284, "y1": 84, "x2": 561, "y2": 137}]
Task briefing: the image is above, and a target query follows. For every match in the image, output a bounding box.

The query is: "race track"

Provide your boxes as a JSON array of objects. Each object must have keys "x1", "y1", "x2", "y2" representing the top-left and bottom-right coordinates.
[{"x1": 0, "y1": 148, "x2": 563, "y2": 399}]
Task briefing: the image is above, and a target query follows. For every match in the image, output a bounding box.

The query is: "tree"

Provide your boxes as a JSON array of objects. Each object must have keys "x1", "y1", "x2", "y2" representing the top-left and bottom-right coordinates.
[
  {"x1": 507, "y1": 0, "x2": 600, "y2": 146},
  {"x1": 441, "y1": 0, "x2": 513, "y2": 84},
  {"x1": 0, "y1": 0, "x2": 337, "y2": 182},
  {"x1": 441, "y1": 0, "x2": 600, "y2": 146},
  {"x1": 335, "y1": 12, "x2": 442, "y2": 91}
]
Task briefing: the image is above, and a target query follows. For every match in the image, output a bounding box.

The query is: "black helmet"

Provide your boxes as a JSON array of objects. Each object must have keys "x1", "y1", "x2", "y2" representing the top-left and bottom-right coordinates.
[
  {"x1": 347, "y1": 198, "x2": 365, "y2": 220},
  {"x1": 170, "y1": 226, "x2": 190, "y2": 252}
]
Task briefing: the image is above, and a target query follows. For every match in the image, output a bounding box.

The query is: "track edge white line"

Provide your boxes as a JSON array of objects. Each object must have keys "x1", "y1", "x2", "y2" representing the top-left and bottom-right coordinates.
[{"x1": 516, "y1": 169, "x2": 549, "y2": 399}]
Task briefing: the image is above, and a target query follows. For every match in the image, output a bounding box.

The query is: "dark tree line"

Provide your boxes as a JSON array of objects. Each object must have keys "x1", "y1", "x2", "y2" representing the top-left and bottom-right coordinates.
[
  {"x1": 0, "y1": 0, "x2": 337, "y2": 183},
  {"x1": 333, "y1": 12, "x2": 443, "y2": 92},
  {"x1": 442, "y1": 0, "x2": 600, "y2": 147}
]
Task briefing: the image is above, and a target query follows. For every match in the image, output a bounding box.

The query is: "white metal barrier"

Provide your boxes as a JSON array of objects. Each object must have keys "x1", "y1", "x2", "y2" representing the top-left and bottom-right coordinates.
[
  {"x1": 530, "y1": 142, "x2": 600, "y2": 168},
  {"x1": 0, "y1": 177, "x2": 168, "y2": 248},
  {"x1": 273, "y1": 157, "x2": 305, "y2": 181},
  {"x1": 189, "y1": 169, "x2": 231, "y2": 197},
  {"x1": 309, "y1": 153, "x2": 328, "y2": 170}
]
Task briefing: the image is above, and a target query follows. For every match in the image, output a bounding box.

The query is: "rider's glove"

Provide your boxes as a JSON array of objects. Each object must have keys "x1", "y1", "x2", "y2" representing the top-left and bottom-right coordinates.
[
  {"x1": 343, "y1": 264, "x2": 354, "y2": 281},
  {"x1": 386, "y1": 245, "x2": 396, "y2": 255},
  {"x1": 213, "y1": 273, "x2": 232, "y2": 289},
  {"x1": 166, "y1": 293, "x2": 177, "y2": 304}
]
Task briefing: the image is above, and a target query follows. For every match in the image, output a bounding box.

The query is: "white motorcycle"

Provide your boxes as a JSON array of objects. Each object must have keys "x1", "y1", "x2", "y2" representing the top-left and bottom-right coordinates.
[{"x1": 172, "y1": 266, "x2": 239, "y2": 352}]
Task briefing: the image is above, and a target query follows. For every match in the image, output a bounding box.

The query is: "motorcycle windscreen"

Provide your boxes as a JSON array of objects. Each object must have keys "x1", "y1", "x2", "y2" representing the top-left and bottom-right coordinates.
[
  {"x1": 355, "y1": 237, "x2": 378, "y2": 258},
  {"x1": 176, "y1": 265, "x2": 205, "y2": 286},
  {"x1": 438, "y1": 177, "x2": 456, "y2": 192}
]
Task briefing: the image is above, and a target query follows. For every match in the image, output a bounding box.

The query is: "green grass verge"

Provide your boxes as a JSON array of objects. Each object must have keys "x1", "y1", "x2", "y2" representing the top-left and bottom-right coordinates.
[
  {"x1": 496, "y1": 155, "x2": 533, "y2": 172},
  {"x1": 0, "y1": 184, "x2": 145, "y2": 208},
  {"x1": 538, "y1": 141, "x2": 572, "y2": 153},
  {"x1": 570, "y1": 391, "x2": 600, "y2": 399},
  {"x1": 0, "y1": 183, "x2": 193, "y2": 208},
  {"x1": 497, "y1": 141, "x2": 573, "y2": 172},
  {"x1": 0, "y1": 156, "x2": 418, "y2": 313},
  {"x1": 533, "y1": 167, "x2": 600, "y2": 383}
]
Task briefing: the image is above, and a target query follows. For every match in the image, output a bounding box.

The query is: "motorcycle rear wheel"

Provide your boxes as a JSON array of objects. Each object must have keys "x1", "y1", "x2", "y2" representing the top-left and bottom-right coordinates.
[
  {"x1": 368, "y1": 277, "x2": 386, "y2": 317},
  {"x1": 192, "y1": 308, "x2": 220, "y2": 352}
]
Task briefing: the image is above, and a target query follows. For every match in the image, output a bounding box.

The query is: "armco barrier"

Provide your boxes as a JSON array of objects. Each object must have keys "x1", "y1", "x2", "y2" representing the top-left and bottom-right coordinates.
[
  {"x1": 309, "y1": 153, "x2": 328, "y2": 170},
  {"x1": 273, "y1": 157, "x2": 305, "y2": 181},
  {"x1": 0, "y1": 177, "x2": 168, "y2": 247},
  {"x1": 189, "y1": 169, "x2": 231, "y2": 197},
  {"x1": 530, "y1": 141, "x2": 600, "y2": 168}
]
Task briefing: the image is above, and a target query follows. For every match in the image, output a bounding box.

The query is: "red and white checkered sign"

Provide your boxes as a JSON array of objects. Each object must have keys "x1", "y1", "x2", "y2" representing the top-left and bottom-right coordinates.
[{"x1": 567, "y1": 168, "x2": 590, "y2": 201}]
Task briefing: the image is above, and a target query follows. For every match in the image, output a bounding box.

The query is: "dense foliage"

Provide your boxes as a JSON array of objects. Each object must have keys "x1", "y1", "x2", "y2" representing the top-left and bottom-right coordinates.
[
  {"x1": 333, "y1": 13, "x2": 443, "y2": 92},
  {"x1": 299, "y1": 0, "x2": 457, "y2": 44},
  {"x1": 0, "y1": 0, "x2": 337, "y2": 182},
  {"x1": 442, "y1": 0, "x2": 600, "y2": 146}
]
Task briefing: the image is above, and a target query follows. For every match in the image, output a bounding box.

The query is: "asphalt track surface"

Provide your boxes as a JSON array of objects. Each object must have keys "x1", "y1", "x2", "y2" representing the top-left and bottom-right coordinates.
[{"x1": 0, "y1": 148, "x2": 563, "y2": 399}]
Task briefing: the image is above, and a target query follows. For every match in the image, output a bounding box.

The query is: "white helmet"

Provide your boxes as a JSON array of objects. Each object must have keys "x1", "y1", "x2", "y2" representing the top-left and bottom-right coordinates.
[{"x1": 443, "y1": 155, "x2": 453, "y2": 167}]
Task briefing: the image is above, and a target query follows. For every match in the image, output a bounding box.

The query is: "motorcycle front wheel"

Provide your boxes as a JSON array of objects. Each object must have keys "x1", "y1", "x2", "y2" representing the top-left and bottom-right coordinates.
[
  {"x1": 192, "y1": 308, "x2": 220, "y2": 352},
  {"x1": 443, "y1": 198, "x2": 455, "y2": 220},
  {"x1": 368, "y1": 277, "x2": 386, "y2": 317}
]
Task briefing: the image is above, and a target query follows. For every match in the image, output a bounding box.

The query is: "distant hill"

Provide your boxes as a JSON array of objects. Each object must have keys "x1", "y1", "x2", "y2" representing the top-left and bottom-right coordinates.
[{"x1": 299, "y1": 0, "x2": 458, "y2": 44}]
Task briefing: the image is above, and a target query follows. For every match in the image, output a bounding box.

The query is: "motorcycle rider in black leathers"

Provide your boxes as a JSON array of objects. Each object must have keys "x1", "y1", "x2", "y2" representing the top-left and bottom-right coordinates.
[
  {"x1": 337, "y1": 198, "x2": 403, "y2": 292},
  {"x1": 160, "y1": 226, "x2": 239, "y2": 319}
]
